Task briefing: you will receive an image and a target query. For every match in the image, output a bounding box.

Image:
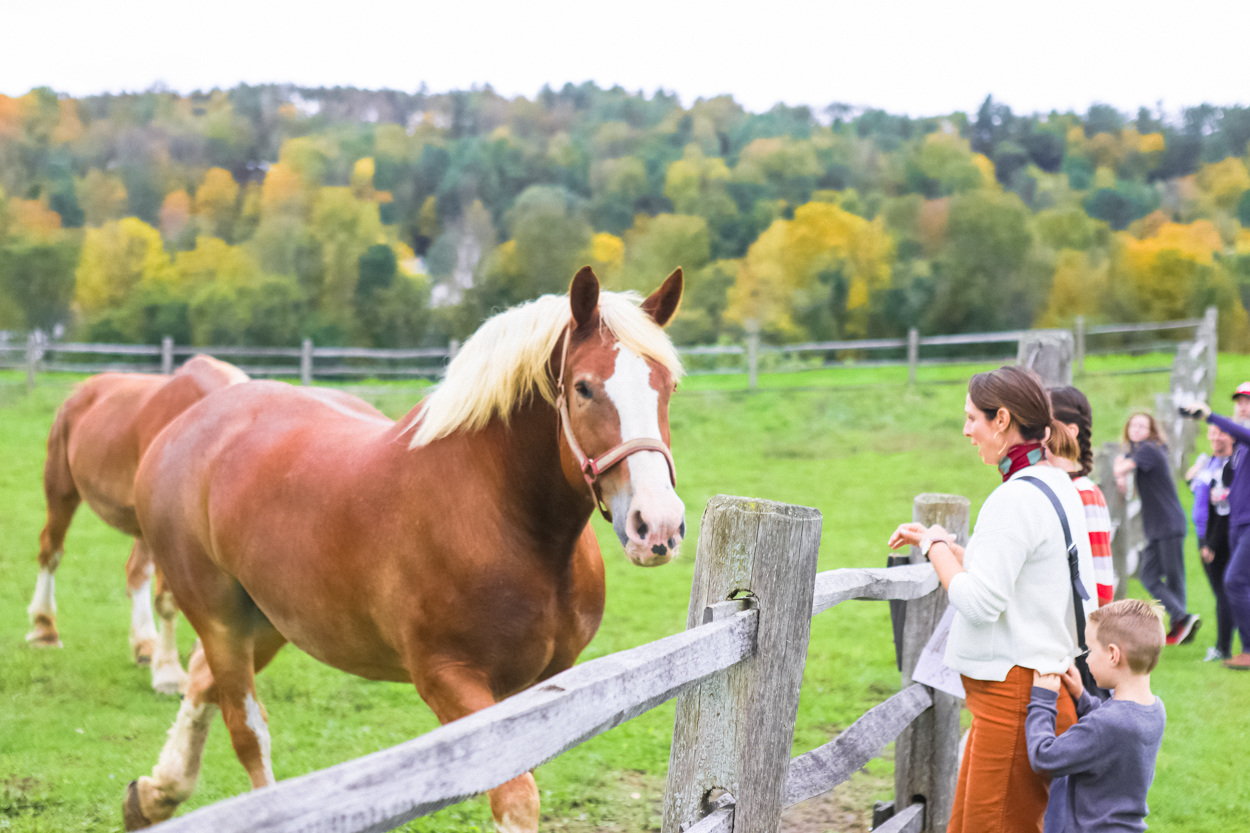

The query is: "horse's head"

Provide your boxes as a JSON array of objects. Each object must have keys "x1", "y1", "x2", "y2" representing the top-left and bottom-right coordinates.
[{"x1": 558, "y1": 267, "x2": 686, "y2": 567}]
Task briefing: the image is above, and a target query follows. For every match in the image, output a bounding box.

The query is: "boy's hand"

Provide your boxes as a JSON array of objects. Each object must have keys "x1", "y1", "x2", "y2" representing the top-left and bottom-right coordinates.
[
  {"x1": 1061, "y1": 664, "x2": 1085, "y2": 700},
  {"x1": 1033, "y1": 670, "x2": 1062, "y2": 692}
]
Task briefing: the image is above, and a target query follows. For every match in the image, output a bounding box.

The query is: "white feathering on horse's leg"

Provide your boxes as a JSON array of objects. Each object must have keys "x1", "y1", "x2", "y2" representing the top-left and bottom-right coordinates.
[{"x1": 150, "y1": 591, "x2": 187, "y2": 695}]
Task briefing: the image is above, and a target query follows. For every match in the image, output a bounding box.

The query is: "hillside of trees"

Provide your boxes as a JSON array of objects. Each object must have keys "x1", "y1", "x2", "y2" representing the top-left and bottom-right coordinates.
[{"x1": 3, "y1": 83, "x2": 1250, "y2": 350}]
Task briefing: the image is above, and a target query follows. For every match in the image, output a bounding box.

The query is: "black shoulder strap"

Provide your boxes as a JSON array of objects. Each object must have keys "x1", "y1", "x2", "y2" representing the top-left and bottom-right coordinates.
[{"x1": 1017, "y1": 475, "x2": 1091, "y2": 650}]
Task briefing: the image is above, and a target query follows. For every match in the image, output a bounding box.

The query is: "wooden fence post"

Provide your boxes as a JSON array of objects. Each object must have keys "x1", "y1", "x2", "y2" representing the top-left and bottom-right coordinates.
[
  {"x1": 662, "y1": 496, "x2": 822, "y2": 833},
  {"x1": 1074, "y1": 315, "x2": 1085, "y2": 377},
  {"x1": 161, "y1": 336, "x2": 174, "y2": 375},
  {"x1": 25, "y1": 330, "x2": 42, "y2": 393},
  {"x1": 300, "y1": 338, "x2": 313, "y2": 386},
  {"x1": 1095, "y1": 441, "x2": 1138, "y2": 600},
  {"x1": 907, "y1": 327, "x2": 919, "y2": 386},
  {"x1": 745, "y1": 320, "x2": 760, "y2": 392},
  {"x1": 1017, "y1": 329, "x2": 1074, "y2": 387},
  {"x1": 1203, "y1": 305, "x2": 1219, "y2": 389},
  {"x1": 895, "y1": 493, "x2": 968, "y2": 833}
]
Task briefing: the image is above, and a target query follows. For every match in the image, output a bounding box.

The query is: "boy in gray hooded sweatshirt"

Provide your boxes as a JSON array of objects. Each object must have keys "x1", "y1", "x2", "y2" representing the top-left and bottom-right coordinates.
[{"x1": 1027, "y1": 599, "x2": 1167, "y2": 833}]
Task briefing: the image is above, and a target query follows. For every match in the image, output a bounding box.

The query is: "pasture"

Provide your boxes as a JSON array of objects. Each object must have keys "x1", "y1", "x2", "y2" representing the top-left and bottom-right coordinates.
[{"x1": 2, "y1": 353, "x2": 1248, "y2": 832}]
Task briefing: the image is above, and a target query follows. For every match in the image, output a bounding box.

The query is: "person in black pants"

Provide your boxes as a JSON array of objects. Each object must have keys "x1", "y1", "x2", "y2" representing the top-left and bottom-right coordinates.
[
  {"x1": 1193, "y1": 422, "x2": 1240, "y2": 660},
  {"x1": 1114, "y1": 412, "x2": 1199, "y2": 644}
]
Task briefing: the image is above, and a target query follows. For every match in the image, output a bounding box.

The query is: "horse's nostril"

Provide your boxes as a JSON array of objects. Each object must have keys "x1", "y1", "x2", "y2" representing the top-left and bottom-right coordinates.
[
  {"x1": 636, "y1": 518, "x2": 649, "y2": 537},
  {"x1": 668, "y1": 537, "x2": 676, "y2": 549},
  {"x1": 679, "y1": 521, "x2": 686, "y2": 538}
]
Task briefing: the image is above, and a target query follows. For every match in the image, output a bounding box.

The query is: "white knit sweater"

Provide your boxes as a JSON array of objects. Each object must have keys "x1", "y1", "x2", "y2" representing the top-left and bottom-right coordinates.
[{"x1": 944, "y1": 464, "x2": 1098, "y2": 682}]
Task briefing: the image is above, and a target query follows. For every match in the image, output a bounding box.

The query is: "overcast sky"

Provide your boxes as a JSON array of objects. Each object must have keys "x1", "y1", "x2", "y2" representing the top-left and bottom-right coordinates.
[{"x1": 4, "y1": 0, "x2": 1247, "y2": 119}]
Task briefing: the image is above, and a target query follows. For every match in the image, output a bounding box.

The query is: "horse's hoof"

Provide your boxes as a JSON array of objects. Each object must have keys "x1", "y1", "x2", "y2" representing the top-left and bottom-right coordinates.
[
  {"x1": 151, "y1": 663, "x2": 188, "y2": 696},
  {"x1": 25, "y1": 630, "x2": 63, "y2": 648},
  {"x1": 123, "y1": 780, "x2": 152, "y2": 830}
]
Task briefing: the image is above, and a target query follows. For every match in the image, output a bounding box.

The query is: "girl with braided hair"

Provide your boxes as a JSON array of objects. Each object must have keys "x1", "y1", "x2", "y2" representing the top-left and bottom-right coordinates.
[{"x1": 1049, "y1": 386, "x2": 1115, "y2": 608}]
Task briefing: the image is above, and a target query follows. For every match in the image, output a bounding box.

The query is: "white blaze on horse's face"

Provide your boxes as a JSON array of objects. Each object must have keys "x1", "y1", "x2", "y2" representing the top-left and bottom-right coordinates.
[{"x1": 602, "y1": 343, "x2": 686, "y2": 567}]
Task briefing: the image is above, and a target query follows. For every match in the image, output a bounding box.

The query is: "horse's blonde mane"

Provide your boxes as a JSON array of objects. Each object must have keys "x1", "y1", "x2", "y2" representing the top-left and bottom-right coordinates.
[{"x1": 410, "y1": 290, "x2": 684, "y2": 448}]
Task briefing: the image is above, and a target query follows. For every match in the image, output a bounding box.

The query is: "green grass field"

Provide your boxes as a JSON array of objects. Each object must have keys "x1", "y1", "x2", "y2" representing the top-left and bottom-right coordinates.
[{"x1": 2, "y1": 353, "x2": 1248, "y2": 832}]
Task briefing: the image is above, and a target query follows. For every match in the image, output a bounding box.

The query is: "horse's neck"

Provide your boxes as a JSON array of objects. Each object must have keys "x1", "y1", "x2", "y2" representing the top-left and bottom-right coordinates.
[
  {"x1": 395, "y1": 397, "x2": 595, "y2": 552},
  {"x1": 488, "y1": 401, "x2": 596, "y2": 542}
]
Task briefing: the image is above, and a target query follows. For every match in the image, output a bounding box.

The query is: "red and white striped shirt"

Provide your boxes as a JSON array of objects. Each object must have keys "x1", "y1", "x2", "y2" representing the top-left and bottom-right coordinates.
[{"x1": 1073, "y1": 475, "x2": 1114, "y2": 607}]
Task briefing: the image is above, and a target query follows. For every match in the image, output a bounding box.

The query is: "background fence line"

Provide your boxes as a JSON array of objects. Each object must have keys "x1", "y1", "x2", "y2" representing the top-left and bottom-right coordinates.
[{"x1": 0, "y1": 309, "x2": 1216, "y2": 390}]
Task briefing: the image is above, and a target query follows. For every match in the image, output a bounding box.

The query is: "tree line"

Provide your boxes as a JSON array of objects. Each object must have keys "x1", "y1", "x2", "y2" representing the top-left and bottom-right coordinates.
[{"x1": 2, "y1": 84, "x2": 1250, "y2": 350}]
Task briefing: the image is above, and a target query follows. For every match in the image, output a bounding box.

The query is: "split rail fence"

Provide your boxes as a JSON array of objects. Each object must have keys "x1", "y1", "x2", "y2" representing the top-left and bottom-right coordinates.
[
  {"x1": 146, "y1": 492, "x2": 969, "y2": 833},
  {"x1": 2, "y1": 308, "x2": 1216, "y2": 392}
]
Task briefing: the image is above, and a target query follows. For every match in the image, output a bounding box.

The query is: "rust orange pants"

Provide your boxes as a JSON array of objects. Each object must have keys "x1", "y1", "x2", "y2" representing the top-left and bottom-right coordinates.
[{"x1": 948, "y1": 666, "x2": 1077, "y2": 833}]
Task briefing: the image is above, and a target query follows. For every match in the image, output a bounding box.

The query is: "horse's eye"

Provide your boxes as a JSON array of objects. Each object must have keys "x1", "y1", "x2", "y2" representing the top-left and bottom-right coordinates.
[{"x1": 575, "y1": 381, "x2": 593, "y2": 400}]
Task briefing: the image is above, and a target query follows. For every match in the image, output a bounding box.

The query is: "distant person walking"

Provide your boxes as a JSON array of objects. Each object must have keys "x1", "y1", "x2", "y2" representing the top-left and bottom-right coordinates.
[
  {"x1": 889, "y1": 366, "x2": 1095, "y2": 833},
  {"x1": 1190, "y1": 423, "x2": 1240, "y2": 661},
  {"x1": 1114, "y1": 413, "x2": 1198, "y2": 645}
]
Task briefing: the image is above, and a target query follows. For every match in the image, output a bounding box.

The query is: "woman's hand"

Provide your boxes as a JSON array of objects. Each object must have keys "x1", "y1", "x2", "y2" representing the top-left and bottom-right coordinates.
[
  {"x1": 888, "y1": 523, "x2": 928, "y2": 550},
  {"x1": 1033, "y1": 670, "x2": 1062, "y2": 692},
  {"x1": 1113, "y1": 456, "x2": 1136, "y2": 477},
  {"x1": 1201, "y1": 546, "x2": 1215, "y2": 564},
  {"x1": 1060, "y1": 663, "x2": 1085, "y2": 700},
  {"x1": 887, "y1": 523, "x2": 951, "y2": 551}
]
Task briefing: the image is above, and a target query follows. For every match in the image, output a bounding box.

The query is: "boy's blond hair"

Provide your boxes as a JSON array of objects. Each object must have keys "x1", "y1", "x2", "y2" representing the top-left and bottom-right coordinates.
[{"x1": 1088, "y1": 599, "x2": 1167, "y2": 673}]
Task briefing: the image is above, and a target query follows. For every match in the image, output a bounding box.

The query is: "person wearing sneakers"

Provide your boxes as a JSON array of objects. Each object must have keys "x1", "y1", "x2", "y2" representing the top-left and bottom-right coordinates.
[
  {"x1": 1113, "y1": 413, "x2": 1199, "y2": 645},
  {"x1": 1180, "y1": 383, "x2": 1250, "y2": 669},
  {"x1": 1191, "y1": 423, "x2": 1240, "y2": 662}
]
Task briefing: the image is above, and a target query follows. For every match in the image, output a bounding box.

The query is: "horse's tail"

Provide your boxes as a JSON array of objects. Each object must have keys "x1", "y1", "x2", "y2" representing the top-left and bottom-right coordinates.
[{"x1": 38, "y1": 382, "x2": 91, "y2": 568}]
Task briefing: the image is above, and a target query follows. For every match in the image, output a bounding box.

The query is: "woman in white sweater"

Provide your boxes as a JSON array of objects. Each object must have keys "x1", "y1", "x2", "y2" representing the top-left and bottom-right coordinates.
[{"x1": 889, "y1": 366, "x2": 1097, "y2": 833}]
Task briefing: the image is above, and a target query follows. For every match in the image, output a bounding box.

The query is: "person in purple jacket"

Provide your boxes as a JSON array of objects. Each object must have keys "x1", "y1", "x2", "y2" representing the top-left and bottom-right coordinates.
[{"x1": 1182, "y1": 390, "x2": 1250, "y2": 669}]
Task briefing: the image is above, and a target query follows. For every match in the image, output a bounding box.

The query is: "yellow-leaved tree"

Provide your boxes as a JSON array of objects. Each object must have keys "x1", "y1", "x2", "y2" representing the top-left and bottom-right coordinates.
[
  {"x1": 195, "y1": 168, "x2": 241, "y2": 238},
  {"x1": 75, "y1": 218, "x2": 170, "y2": 315},
  {"x1": 727, "y1": 201, "x2": 894, "y2": 340}
]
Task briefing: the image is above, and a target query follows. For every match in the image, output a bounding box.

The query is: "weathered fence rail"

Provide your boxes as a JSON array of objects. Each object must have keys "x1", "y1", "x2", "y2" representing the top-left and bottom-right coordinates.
[
  {"x1": 1, "y1": 309, "x2": 1216, "y2": 391},
  {"x1": 145, "y1": 493, "x2": 964, "y2": 833}
]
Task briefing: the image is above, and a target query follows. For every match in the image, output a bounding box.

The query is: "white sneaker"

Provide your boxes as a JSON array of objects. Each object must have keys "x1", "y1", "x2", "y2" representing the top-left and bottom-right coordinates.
[{"x1": 1204, "y1": 647, "x2": 1229, "y2": 662}]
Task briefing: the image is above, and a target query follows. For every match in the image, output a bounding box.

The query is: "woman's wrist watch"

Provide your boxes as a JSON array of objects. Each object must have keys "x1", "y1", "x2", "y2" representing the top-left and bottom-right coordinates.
[{"x1": 919, "y1": 536, "x2": 949, "y2": 559}]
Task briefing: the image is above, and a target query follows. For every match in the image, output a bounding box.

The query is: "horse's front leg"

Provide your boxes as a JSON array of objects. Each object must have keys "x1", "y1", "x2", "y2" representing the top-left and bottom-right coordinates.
[{"x1": 413, "y1": 661, "x2": 540, "y2": 833}]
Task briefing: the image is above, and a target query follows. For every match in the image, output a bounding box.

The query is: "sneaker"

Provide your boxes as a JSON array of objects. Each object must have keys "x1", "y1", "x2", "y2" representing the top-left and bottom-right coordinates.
[
  {"x1": 1223, "y1": 652, "x2": 1250, "y2": 670},
  {"x1": 1166, "y1": 614, "x2": 1200, "y2": 646},
  {"x1": 1204, "y1": 647, "x2": 1231, "y2": 662}
]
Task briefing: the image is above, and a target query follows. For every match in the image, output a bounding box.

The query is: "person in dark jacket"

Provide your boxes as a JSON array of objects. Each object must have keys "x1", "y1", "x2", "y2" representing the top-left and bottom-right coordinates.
[
  {"x1": 1113, "y1": 412, "x2": 1199, "y2": 644},
  {"x1": 1190, "y1": 422, "x2": 1239, "y2": 661},
  {"x1": 1182, "y1": 395, "x2": 1250, "y2": 669}
]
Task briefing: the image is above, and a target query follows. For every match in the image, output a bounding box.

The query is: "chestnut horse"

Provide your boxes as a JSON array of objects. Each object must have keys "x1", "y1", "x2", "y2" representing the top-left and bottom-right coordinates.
[
  {"x1": 26, "y1": 355, "x2": 248, "y2": 694},
  {"x1": 122, "y1": 267, "x2": 686, "y2": 831}
]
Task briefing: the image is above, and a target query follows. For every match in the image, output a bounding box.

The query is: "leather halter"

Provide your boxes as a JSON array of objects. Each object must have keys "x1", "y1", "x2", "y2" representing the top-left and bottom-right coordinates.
[{"x1": 554, "y1": 322, "x2": 677, "y2": 522}]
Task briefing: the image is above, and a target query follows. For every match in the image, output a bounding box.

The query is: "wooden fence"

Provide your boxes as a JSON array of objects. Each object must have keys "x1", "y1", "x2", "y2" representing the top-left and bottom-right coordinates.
[
  {"x1": 144, "y1": 492, "x2": 967, "y2": 833},
  {"x1": 1, "y1": 308, "x2": 1216, "y2": 391}
]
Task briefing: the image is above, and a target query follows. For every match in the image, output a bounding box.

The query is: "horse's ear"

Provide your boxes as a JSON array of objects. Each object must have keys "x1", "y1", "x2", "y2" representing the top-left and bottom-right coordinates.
[
  {"x1": 641, "y1": 268, "x2": 683, "y2": 327},
  {"x1": 569, "y1": 266, "x2": 600, "y2": 330}
]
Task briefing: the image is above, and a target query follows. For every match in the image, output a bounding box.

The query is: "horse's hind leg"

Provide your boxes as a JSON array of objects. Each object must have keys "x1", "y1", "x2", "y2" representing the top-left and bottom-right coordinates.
[
  {"x1": 148, "y1": 566, "x2": 188, "y2": 696},
  {"x1": 414, "y1": 663, "x2": 540, "y2": 833},
  {"x1": 125, "y1": 541, "x2": 158, "y2": 666},
  {"x1": 124, "y1": 626, "x2": 287, "y2": 829},
  {"x1": 124, "y1": 642, "x2": 218, "y2": 830},
  {"x1": 27, "y1": 433, "x2": 81, "y2": 648}
]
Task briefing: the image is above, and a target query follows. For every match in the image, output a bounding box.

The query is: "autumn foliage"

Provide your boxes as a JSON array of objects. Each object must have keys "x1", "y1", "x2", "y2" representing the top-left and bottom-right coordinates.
[{"x1": 1, "y1": 85, "x2": 1250, "y2": 349}]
